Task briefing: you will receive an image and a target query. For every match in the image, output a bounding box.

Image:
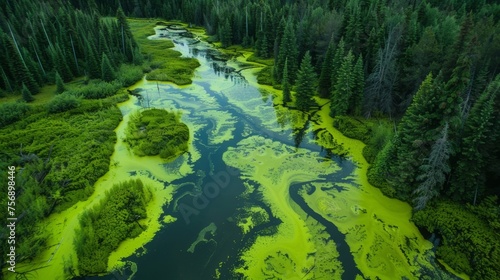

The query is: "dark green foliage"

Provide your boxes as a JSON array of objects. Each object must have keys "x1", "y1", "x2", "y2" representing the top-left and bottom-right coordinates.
[
  {"x1": 74, "y1": 179, "x2": 151, "y2": 275},
  {"x1": 295, "y1": 52, "x2": 317, "y2": 111},
  {"x1": 351, "y1": 55, "x2": 364, "y2": 116},
  {"x1": 377, "y1": 74, "x2": 460, "y2": 201},
  {"x1": 318, "y1": 38, "x2": 335, "y2": 98},
  {"x1": 282, "y1": 59, "x2": 291, "y2": 104},
  {"x1": 66, "y1": 80, "x2": 122, "y2": 99},
  {"x1": 275, "y1": 21, "x2": 298, "y2": 84},
  {"x1": 47, "y1": 94, "x2": 81, "y2": 113},
  {"x1": 330, "y1": 50, "x2": 355, "y2": 117},
  {"x1": 125, "y1": 109, "x2": 190, "y2": 159},
  {"x1": 85, "y1": 42, "x2": 101, "y2": 79},
  {"x1": 101, "y1": 53, "x2": 116, "y2": 82},
  {"x1": 451, "y1": 76, "x2": 499, "y2": 202},
  {"x1": 55, "y1": 71, "x2": 65, "y2": 94},
  {"x1": 413, "y1": 124, "x2": 451, "y2": 210},
  {"x1": 332, "y1": 116, "x2": 371, "y2": 142},
  {"x1": 22, "y1": 83, "x2": 34, "y2": 102},
  {"x1": 0, "y1": 95, "x2": 123, "y2": 267},
  {"x1": 256, "y1": 66, "x2": 273, "y2": 86},
  {"x1": 0, "y1": 102, "x2": 30, "y2": 127},
  {"x1": 219, "y1": 19, "x2": 233, "y2": 48},
  {"x1": 412, "y1": 201, "x2": 500, "y2": 280},
  {"x1": 0, "y1": 1, "x2": 139, "y2": 94}
]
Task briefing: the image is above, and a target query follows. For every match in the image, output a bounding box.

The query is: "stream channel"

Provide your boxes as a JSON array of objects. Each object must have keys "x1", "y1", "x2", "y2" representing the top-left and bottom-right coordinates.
[{"x1": 86, "y1": 25, "x2": 460, "y2": 280}]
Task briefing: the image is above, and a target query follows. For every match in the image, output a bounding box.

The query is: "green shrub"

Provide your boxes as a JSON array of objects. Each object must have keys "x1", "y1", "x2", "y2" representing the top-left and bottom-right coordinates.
[
  {"x1": 256, "y1": 66, "x2": 274, "y2": 85},
  {"x1": 118, "y1": 64, "x2": 144, "y2": 87},
  {"x1": 47, "y1": 94, "x2": 81, "y2": 113},
  {"x1": 332, "y1": 116, "x2": 372, "y2": 142},
  {"x1": 412, "y1": 200, "x2": 500, "y2": 280},
  {"x1": 66, "y1": 80, "x2": 122, "y2": 99},
  {"x1": 125, "y1": 108, "x2": 189, "y2": 159},
  {"x1": 0, "y1": 102, "x2": 30, "y2": 127},
  {"x1": 74, "y1": 179, "x2": 151, "y2": 275}
]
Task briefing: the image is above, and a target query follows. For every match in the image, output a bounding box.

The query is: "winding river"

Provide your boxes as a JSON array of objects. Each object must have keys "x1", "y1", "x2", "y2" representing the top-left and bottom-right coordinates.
[{"x1": 29, "y1": 24, "x2": 461, "y2": 280}]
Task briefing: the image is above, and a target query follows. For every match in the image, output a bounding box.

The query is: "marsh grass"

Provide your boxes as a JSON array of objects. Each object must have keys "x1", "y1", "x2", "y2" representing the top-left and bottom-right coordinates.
[
  {"x1": 128, "y1": 19, "x2": 200, "y2": 85},
  {"x1": 125, "y1": 108, "x2": 189, "y2": 159},
  {"x1": 74, "y1": 179, "x2": 152, "y2": 275}
]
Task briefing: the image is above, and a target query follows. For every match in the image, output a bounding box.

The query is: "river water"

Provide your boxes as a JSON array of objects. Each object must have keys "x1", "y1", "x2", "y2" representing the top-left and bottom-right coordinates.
[{"x1": 86, "y1": 25, "x2": 460, "y2": 280}]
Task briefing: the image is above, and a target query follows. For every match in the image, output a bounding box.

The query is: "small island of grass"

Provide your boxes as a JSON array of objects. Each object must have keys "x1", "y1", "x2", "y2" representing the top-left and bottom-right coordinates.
[
  {"x1": 74, "y1": 179, "x2": 152, "y2": 275},
  {"x1": 125, "y1": 108, "x2": 189, "y2": 159}
]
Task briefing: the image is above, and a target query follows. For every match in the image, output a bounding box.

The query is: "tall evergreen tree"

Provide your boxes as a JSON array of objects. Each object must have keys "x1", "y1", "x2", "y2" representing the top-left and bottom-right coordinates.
[
  {"x1": 275, "y1": 20, "x2": 298, "y2": 84},
  {"x1": 331, "y1": 50, "x2": 355, "y2": 117},
  {"x1": 388, "y1": 74, "x2": 456, "y2": 199},
  {"x1": 101, "y1": 53, "x2": 115, "y2": 82},
  {"x1": 85, "y1": 42, "x2": 100, "y2": 79},
  {"x1": 318, "y1": 37, "x2": 335, "y2": 98},
  {"x1": 22, "y1": 83, "x2": 34, "y2": 102},
  {"x1": 55, "y1": 71, "x2": 65, "y2": 94},
  {"x1": 451, "y1": 76, "x2": 499, "y2": 203},
  {"x1": 350, "y1": 55, "x2": 364, "y2": 115},
  {"x1": 413, "y1": 123, "x2": 451, "y2": 210},
  {"x1": 282, "y1": 59, "x2": 291, "y2": 104},
  {"x1": 330, "y1": 38, "x2": 346, "y2": 89},
  {"x1": 295, "y1": 51, "x2": 317, "y2": 111}
]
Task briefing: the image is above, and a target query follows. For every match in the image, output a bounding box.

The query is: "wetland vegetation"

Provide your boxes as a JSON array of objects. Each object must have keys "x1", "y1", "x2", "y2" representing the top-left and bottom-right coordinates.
[{"x1": 0, "y1": 0, "x2": 499, "y2": 279}]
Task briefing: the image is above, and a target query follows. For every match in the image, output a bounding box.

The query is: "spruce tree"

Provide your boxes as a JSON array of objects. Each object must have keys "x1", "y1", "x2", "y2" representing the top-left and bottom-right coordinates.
[
  {"x1": 318, "y1": 37, "x2": 335, "y2": 98},
  {"x1": 350, "y1": 55, "x2": 364, "y2": 115},
  {"x1": 101, "y1": 53, "x2": 115, "y2": 82},
  {"x1": 390, "y1": 74, "x2": 445, "y2": 199},
  {"x1": 451, "y1": 76, "x2": 499, "y2": 203},
  {"x1": 275, "y1": 21, "x2": 298, "y2": 84},
  {"x1": 22, "y1": 83, "x2": 34, "y2": 102},
  {"x1": 413, "y1": 123, "x2": 451, "y2": 210},
  {"x1": 282, "y1": 59, "x2": 291, "y2": 104},
  {"x1": 295, "y1": 51, "x2": 317, "y2": 111},
  {"x1": 85, "y1": 42, "x2": 100, "y2": 79},
  {"x1": 331, "y1": 38, "x2": 346, "y2": 85},
  {"x1": 330, "y1": 50, "x2": 354, "y2": 117},
  {"x1": 55, "y1": 71, "x2": 65, "y2": 94}
]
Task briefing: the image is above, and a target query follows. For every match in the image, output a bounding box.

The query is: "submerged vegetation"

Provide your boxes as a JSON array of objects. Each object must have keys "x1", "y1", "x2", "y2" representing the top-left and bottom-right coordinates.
[
  {"x1": 125, "y1": 108, "x2": 190, "y2": 159},
  {"x1": 0, "y1": 0, "x2": 499, "y2": 279},
  {"x1": 74, "y1": 179, "x2": 152, "y2": 275}
]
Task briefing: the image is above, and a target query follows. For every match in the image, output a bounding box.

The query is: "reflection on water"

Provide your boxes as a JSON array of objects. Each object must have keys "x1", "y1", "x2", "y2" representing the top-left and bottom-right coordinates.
[{"x1": 89, "y1": 25, "x2": 459, "y2": 280}]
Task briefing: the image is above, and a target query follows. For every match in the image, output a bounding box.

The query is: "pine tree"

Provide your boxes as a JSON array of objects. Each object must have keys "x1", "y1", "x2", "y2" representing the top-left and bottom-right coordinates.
[
  {"x1": 451, "y1": 76, "x2": 499, "y2": 203},
  {"x1": 330, "y1": 38, "x2": 346, "y2": 88},
  {"x1": 116, "y1": 7, "x2": 136, "y2": 57},
  {"x1": 282, "y1": 59, "x2": 291, "y2": 104},
  {"x1": 318, "y1": 37, "x2": 335, "y2": 98},
  {"x1": 6, "y1": 38, "x2": 39, "y2": 94},
  {"x1": 275, "y1": 21, "x2": 298, "y2": 84},
  {"x1": 413, "y1": 123, "x2": 451, "y2": 210},
  {"x1": 55, "y1": 71, "x2": 65, "y2": 94},
  {"x1": 295, "y1": 51, "x2": 317, "y2": 111},
  {"x1": 85, "y1": 42, "x2": 100, "y2": 79},
  {"x1": 345, "y1": 1, "x2": 362, "y2": 53},
  {"x1": 390, "y1": 74, "x2": 450, "y2": 199},
  {"x1": 330, "y1": 50, "x2": 354, "y2": 117},
  {"x1": 22, "y1": 83, "x2": 34, "y2": 102},
  {"x1": 256, "y1": 30, "x2": 268, "y2": 58},
  {"x1": 220, "y1": 19, "x2": 232, "y2": 48},
  {"x1": 101, "y1": 53, "x2": 115, "y2": 82},
  {"x1": 350, "y1": 55, "x2": 364, "y2": 115}
]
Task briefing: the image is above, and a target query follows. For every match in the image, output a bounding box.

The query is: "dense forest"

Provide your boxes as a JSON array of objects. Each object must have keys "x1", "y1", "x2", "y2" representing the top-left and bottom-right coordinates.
[{"x1": 0, "y1": 0, "x2": 499, "y2": 279}]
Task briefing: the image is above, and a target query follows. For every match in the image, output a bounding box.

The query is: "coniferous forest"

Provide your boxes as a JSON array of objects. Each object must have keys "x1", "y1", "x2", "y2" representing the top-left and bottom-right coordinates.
[{"x1": 0, "y1": 0, "x2": 499, "y2": 279}]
